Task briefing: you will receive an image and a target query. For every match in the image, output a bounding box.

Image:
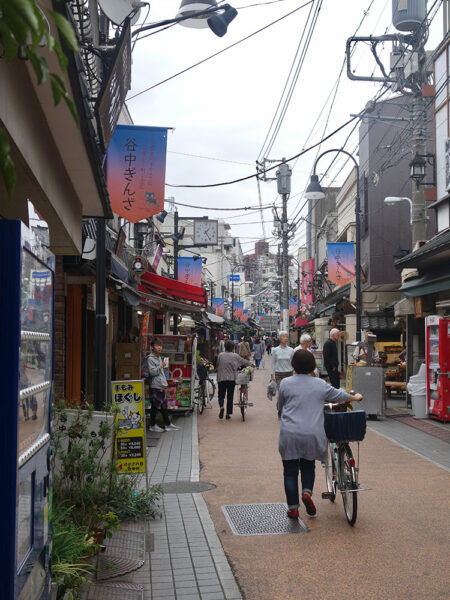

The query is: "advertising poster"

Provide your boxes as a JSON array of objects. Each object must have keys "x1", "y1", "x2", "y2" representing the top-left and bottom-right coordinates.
[
  {"x1": 107, "y1": 124, "x2": 168, "y2": 222},
  {"x1": 233, "y1": 301, "x2": 244, "y2": 319},
  {"x1": 327, "y1": 242, "x2": 355, "y2": 286},
  {"x1": 241, "y1": 309, "x2": 249, "y2": 323},
  {"x1": 301, "y1": 258, "x2": 315, "y2": 307},
  {"x1": 258, "y1": 312, "x2": 265, "y2": 322},
  {"x1": 289, "y1": 297, "x2": 298, "y2": 317},
  {"x1": 112, "y1": 380, "x2": 146, "y2": 474},
  {"x1": 212, "y1": 298, "x2": 225, "y2": 317},
  {"x1": 177, "y1": 257, "x2": 202, "y2": 287}
]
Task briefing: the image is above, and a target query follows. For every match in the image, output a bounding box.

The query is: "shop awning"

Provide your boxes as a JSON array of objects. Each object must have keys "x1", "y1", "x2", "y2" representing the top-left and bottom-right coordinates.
[
  {"x1": 139, "y1": 271, "x2": 207, "y2": 308},
  {"x1": 205, "y1": 311, "x2": 224, "y2": 325},
  {"x1": 399, "y1": 270, "x2": 450, "y2": 297},
  {"x1": 295, "y1": 317, "x2": 310, "y2": 327}
]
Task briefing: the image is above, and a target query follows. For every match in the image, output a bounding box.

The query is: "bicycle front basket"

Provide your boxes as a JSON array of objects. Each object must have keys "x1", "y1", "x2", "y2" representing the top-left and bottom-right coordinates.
[
  {"x1": 236, "y1": 371, "x2": 251, "y2": 385},
  {"x1": 324, "y1": 410, "x2": 367, "y2": 442}
]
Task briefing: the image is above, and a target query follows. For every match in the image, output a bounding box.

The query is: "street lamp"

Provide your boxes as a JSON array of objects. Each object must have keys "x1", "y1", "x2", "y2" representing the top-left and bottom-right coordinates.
[{"x1": 305, "y1": 148, "x2": 361, "y2": 342}]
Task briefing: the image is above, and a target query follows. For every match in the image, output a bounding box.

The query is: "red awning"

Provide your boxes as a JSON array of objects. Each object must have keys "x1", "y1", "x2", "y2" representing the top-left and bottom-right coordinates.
[
  {"x1": 295, "y1": 317, "x2": 310, "y2": 327},
  {"x1": 139, "y1": 271, "x2": 207, "y2": 308}
]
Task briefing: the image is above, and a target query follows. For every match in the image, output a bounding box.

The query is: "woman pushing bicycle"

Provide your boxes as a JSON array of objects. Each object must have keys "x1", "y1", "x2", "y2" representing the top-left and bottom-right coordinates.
[{"x1": 277, "y1": 349, "x2": 362, "y2": 519}]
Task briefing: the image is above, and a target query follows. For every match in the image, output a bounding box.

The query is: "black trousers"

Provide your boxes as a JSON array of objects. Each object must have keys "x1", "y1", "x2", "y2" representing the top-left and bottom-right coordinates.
[
  {"x1": 327, "y1": 368, "x2": 340, "y2": 389},
  {"x1": 218, "y1": 380, "x2": 236, "y2": 415}
]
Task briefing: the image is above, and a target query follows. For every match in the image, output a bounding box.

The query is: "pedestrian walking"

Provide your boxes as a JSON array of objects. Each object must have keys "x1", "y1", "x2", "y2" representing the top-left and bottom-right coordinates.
[
  {"x1": 239, "y1": 336, "x2": 251, "y2": 360},
  {"x1": 147, "y1": 338, "x2": 180, "y2": 432},
  {"x1": 270, "y1": 331, "x2": 294, "y2": 389},
  {"x1": 252, "y1": 337, "x2": 265, "y2": 369},
  {"x1": 265, "y1": 337, "x2": 272, "y2": 355},
  {"x1": 278, "y1": 349, "x2": 362, "y2": 519},
  {"x1": 323, "y1": 328, "x2": 341, "y2": 389},
  {"x1": 216, "y1": 340, "x2": 252, "y2": 419},
  {"x1": 294, "y1": 333, "x2": 318, "y2": 376}
]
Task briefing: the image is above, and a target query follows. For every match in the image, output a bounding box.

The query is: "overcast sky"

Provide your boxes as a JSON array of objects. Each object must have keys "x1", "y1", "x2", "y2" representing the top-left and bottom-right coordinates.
[{"x1": 125, "y1": 0, "x2": 443, "y2": 255}]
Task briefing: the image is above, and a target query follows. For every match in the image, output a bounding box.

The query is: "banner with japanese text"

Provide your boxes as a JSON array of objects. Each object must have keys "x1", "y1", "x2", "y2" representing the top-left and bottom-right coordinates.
[
  {"x1": 258, "y1": 312, "x2": 265, "y2": 322},
  {"x1": 106, "y1": 124, "x2": 168, "y2": 222},
  {"x1": 301, "y1": 258, "x2": 315, "y2": 306},
  {"x1": 233, "y1": 301, "x2": 244, "y2": 319},
  {"x1": 327, "y1": 242, "x2": 355, "y2": 286},
  {"x1": 289, "y1": 297, "x2": 298, "y2": 317},
  {"x1": 212, "y1": 298, "x2": 225, "y2": 317},
  {"x1": 240, "y1": 309, "x2": 249, "y2": 323},
  {"x1": 112, "y1": 380, "x2": 146, "y2": 474},
  {"x1": 177, "y1": 257, "x2": 202, "y2": 287}
]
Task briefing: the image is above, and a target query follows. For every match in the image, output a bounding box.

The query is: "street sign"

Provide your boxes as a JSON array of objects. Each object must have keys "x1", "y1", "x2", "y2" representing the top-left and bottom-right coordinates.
[{"x1": 229, "y1": 274, "x2": 240, "y2": 282}]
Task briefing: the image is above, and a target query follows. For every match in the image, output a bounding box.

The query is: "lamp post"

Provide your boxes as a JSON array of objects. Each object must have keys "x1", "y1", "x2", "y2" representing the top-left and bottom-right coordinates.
[{"x1": 305, "y1": 149, "x2": 361, "y2": 342}]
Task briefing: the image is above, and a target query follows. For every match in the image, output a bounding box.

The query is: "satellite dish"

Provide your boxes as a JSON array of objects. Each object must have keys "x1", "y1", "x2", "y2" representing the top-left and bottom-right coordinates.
[{"x1": 98, "y1": 0, "x2": 142, "y2": 26}]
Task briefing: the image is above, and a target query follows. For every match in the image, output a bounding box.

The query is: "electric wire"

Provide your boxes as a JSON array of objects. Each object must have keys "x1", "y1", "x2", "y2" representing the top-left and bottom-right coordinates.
[{"x1": 127, "y1": 0, "x2": 314, "y2": 101}]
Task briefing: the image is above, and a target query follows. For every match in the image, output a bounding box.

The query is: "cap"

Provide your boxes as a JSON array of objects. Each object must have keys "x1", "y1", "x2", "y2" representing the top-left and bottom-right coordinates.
[{"x1": 330, "y1": 328, "x2": 340, "y2": 337}]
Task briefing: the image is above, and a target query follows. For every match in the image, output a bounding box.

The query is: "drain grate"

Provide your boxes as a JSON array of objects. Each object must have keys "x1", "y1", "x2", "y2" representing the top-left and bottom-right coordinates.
[
  {"x1": 96, "y1": 526, "x2": 146, "y2": 580},
  {"x1": 87, "y1": 582, "x2": 143, "y2": 600},
  {"x1": 222, "y1": 503, "x2": 309, "y2": 536}
]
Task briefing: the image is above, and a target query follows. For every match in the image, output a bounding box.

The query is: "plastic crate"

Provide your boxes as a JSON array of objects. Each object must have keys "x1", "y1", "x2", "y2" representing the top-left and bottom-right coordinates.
[{"x1": 324, "y1": 410, "x2": 367, "y2": 442}]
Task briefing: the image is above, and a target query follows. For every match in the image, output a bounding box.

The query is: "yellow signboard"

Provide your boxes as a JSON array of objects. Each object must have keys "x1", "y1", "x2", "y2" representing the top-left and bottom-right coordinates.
[{"x1": 112, "y1": 379, "x2": 146, "y2": 474}]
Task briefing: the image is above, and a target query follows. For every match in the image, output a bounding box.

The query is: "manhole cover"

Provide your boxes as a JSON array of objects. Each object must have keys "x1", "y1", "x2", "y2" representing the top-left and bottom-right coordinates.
[
  {"x1": 161, "y1": 481, "x2": 216, "y2": 493},
  {"x1": 222, "y1": 503, "x2": 309, "y2": 536},
  {"x1": 87, "y1": 582, "x2": 143, "y2": 600}
]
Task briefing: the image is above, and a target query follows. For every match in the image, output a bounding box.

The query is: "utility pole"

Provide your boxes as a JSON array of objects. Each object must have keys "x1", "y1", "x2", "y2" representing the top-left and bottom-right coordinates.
[
  {"x1": 173, "y1": 210, "x2": 179, "y2": 334},
  {"x1": 277, "y1": 159, "x2": 292, "y2": 334}
]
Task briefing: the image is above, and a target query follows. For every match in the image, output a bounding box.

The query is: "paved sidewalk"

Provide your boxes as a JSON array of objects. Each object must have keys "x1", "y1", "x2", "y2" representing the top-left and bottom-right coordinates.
[{"x1": 99, "y1": 410, "x2": 242, "y2": 600}]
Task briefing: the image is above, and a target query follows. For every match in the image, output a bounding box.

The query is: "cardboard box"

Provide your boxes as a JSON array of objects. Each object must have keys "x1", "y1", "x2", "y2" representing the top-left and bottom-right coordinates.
[
  {"x1": 116, "y1": 343, "x2": 140, "y2": 365},
  {"x1": 116, "y1": 366, "x2": 141, "y2": 381}
]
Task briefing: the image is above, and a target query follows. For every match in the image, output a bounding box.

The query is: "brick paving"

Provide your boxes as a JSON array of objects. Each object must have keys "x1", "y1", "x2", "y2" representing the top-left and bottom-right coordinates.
[
  {"x1": 387, "y1": 413, "x2": 450, "y2": 443},
  {"x1": 93, "y1": 409, "x2": 242, "y2": 600}
]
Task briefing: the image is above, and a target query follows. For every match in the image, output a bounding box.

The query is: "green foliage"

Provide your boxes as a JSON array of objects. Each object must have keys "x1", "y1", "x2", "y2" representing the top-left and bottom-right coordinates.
[
  {"x1": 0, "y1": 0, "x2": 79, "y2": 196},
  {"x1": 107, "y1": 474, "x2": 162, "y2": 522},
  {"x1": 51, "y1": 504, "x2": 97, "y2": 600}
]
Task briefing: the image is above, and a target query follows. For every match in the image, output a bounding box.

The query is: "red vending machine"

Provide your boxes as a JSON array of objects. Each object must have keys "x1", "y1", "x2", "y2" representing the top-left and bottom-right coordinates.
[{"x1": 425, "y1": 315, "x2": 450, "y2": 422}]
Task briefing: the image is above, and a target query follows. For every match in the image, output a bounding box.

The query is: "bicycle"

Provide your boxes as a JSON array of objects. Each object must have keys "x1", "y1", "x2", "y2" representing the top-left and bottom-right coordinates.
[
  {"x1": 234, "y1": 367, "x2": 254, "y2": 421},
  {"x1": 322, "y1": 399, "x2": 368, "y2": 526},
  {"x1": 195, "y1": 363, "x2": 216, "y2": 415}
]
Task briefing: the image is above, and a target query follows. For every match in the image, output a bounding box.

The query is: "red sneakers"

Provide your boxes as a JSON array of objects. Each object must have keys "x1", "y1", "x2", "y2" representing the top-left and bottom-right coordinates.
[
  {"x1": 301, "y1": 493, "x2": 317, "y2": 516},
  {"x1": 286, "y1": 508, "x2": 299, "y2": 519}
]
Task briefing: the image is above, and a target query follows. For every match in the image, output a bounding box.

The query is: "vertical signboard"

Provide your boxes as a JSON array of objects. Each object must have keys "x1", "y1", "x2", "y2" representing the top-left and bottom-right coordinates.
[
  {"x1": 107, "y1": 124, "x2": 168, "y2": 222},
  {"x1": 327, "y1": 242, "x2": 355, "y2": 286},
  {"x1": 233, "y1": 301, "x2": 244, "y2": 319},
  {"x1": 212, "y1": 298, "x2": 225, "y2": 316},
  {"x1": 241, "y1": 309, "x2": 249, "y2": 323},
  {"x1": 177, "y1": 257, "x2": 202, "y2": 287},
  {"x1": 112, "y1": 380, "x2": 146, "y2": 474},
  {"x1": 289, "y1": 297, "x2": 298, "y2": 317},
  {"x1": 301, "y1": 258, "x2": 315, "y2": 307}
]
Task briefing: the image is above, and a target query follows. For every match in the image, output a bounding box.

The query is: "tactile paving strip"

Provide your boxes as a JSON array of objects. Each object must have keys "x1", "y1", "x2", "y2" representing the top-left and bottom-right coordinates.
[
  {"x1": 87, "y1": 581, "x2": 143, "y2": 600},
  {"x1": 222, "y1": 503, "x2": 309, "y2": 536},
  {"x1": 96, "y1": 526, "x2": 146, "y2": 580}
]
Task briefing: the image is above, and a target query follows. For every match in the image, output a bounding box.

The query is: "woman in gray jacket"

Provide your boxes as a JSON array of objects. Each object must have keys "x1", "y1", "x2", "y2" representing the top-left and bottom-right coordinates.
[{"x1": 278, "y1": 350, "x2": 362, "y2": 519}]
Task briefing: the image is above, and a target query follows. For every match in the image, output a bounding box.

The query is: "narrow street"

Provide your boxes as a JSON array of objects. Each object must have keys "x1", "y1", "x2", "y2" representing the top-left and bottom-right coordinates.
[{"x1": 198, "y1": 357, "x2": 449, "y2": 600}]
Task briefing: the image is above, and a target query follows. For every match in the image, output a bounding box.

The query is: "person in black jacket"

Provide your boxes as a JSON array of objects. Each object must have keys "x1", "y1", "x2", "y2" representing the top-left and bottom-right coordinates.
[{"x1": 323, "y1": 328, "x2": 341, "y2": 389}]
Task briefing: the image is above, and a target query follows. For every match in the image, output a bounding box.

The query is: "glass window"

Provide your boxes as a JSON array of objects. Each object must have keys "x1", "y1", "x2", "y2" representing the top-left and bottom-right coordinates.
[
  {"x1": 434, "y1": 50, "x2": 447, "y2": 108},
  {"x1": 17, "y1": 474, "x2": 34, "y2": 568},
  {"x1": 18, "y1": 249, "x2": 53, "y2": 459}
]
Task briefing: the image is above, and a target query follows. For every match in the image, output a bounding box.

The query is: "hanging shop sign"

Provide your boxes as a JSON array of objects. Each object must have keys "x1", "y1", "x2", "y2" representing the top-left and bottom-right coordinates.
[
  {"x1": 112, "y1": 380, "x2": 146, "y2": 474},
  {"x1": 240, "y1": 309, "x2": 249, "y2": 323},
  {"x1": 327, "y1": 242, "x2": 355, "y2": 286},
  {"x1": 177, "y1": 257, "x2": 202, "y2": 287},
  {"x1": 233, "y1": 301, "x2": 244, "y2": 319},
  {"x1": 301, "y1": 258, "x2": 315, "y2": 306},
  {"x1": 106, "y1": 124, "x2": 168, "y2": 222},
  {"x1": 129, "y1": 255, "x2": 148, "y2": 277},
  {"x1": 212, "y1": 298, "x2": 225, "y2": 317},
  {"x1": 289, "y1": 297, "x2": 298, "y2": 317}
]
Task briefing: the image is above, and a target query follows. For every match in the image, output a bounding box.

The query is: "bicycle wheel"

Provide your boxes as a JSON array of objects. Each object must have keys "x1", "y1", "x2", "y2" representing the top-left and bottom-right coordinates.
[
  {"x1": 197, "y1": 384, "x2": 206, "y2": 415},
  {"x1": 324, "y1": 442, "x2": 336, "y2": 502},
  {"x1": 205, "y1": 377, "x2": 215, "y2": 401},
  {"x1": 338, "y1": 443, "x2": 358, "y2": 525},
  {"x1": 240, "y1": 387, "x2": 247, "y2": 421}
]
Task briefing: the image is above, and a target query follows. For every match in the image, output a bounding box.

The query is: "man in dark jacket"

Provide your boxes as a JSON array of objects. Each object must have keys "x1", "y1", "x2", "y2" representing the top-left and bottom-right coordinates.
[{"x1": 323, "y1": 328, "x2": 341, "y2": 389}]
